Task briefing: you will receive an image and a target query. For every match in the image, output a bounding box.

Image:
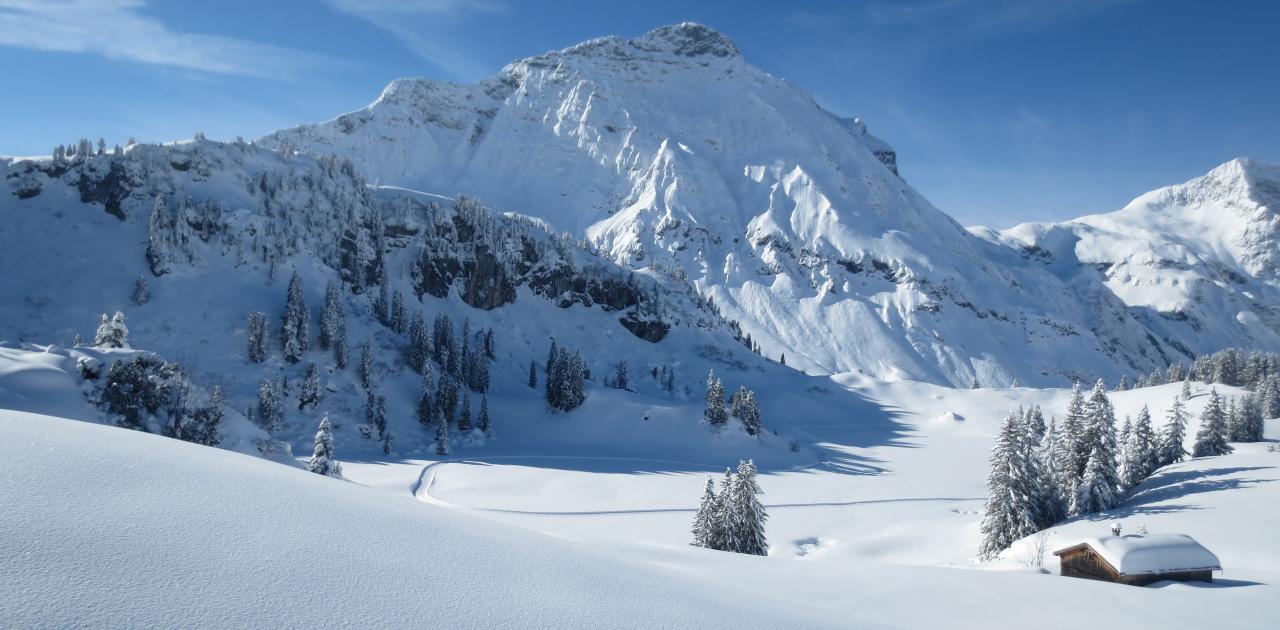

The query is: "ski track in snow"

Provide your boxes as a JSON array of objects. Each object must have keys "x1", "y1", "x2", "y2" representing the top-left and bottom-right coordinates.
[{"x1": 412, "y1": 457, "x2": 983, "y2": 516}]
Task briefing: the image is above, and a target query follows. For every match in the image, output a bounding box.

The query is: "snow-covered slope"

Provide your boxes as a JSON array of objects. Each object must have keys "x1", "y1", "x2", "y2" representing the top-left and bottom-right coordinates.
[
  {"x1": 262, "y1": 23, "x2": 1173, "y2": 387},
  {"x1": 995, "y1": 159, "x2": 1280, "y2": 360},
  {"x1": 0, "y1": 410, "x2": 844, "y2": 629}
]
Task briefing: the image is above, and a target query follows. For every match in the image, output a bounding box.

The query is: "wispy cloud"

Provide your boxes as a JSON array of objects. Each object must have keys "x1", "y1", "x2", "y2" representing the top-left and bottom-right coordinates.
[
  {"x1": 325, "y1": 0, "x2": 508, "y2": 79},
  {"x1": 0, "y1": 0, "x2": 331, "y2": 78}
]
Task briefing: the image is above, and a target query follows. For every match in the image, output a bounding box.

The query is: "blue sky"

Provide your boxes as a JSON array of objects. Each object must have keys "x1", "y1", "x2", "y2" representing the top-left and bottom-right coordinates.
[{"x1": 2, "y1": 0, "x2": 1277, "y2": 227}]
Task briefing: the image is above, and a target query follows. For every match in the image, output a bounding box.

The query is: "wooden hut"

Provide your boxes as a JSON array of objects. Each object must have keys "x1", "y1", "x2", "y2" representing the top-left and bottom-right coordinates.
[{"x1": 1053, "y1": 533, "x2": 1220, "y2": 586}]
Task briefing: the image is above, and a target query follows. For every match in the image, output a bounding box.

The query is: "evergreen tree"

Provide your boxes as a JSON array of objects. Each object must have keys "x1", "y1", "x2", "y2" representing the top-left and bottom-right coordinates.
[
  {"x1": 382, "y1": 429, "x2": 394, "y2": 455},
  {"x1": 1058, "y1": 383, "x2": 1087, "y2": 496},
  {"x1": 257, "y1": 377, "x2": 284, "y2": 435},
  {"x1": 704, "y1": 370, "x2": 728, "y2": 426},
  {"x1": 94, "y1": 311, "x2": 130, "y2": 348},
  {"x1": 1226, "y1": 396, "x2": 1245, "y2": 442},
  {"x1": 307, "y1": 416, "x2": 343, "y2": 478},
  {"x1": 1242, "y1": 392, "x2": 1266, "y2": 442},
  {"x1": 1037, "y1": 418, "x2": 1068, "y2": 525},
  {"x1": 360, "y1": 338, "x2": 374, "y2": 390},
  {"x1": 408, "y1": 310, "x2": 430, "y2": 374},
  {"x1": 738, "y1": 388, "x2": 763, "y2": 436},
  {"x1": 711, "y1": 468, "x2": 737, "y2": 552},
  {"x1": 477, "y1": 393, "x2": 492, "y2": 436},
  {"x1": 332, "y1": 307, "x2": 349, "y2": 369},
  {"x1": 146, "y1": 196, "x2": 174, "y2": 276},
  {"x1": 1023, "y1": 405, "x2": 1047, "y2": 441},
  {"x1": 417, "y1": 375, "x2": 435, "y2": 430},
  {"x1": 299, "y1": 363, "x2": 321, "y2": 410},
  {"x1": 1260, "y1": 374, "x2": 1280, "y2": 419},
  {"x1": 1157, "y1": 397, "x2": 1189, "y2": 467},
  {"x1": 436, "y1": 373, "x2": 458, "y2": 423},
  {"x1": 528, "y1": 360, "x2": 537, "y2": 389},
  {"x1": 434, "y1": 408, "x2": 450, "y2": 456},
  {"x1": 1192, "y1": 389, "x2": 1233, "y2": 457},
  {"x1": 390, "y1": 292, "x2": 407, "y2": 334},
  {"x1": 247, "y1": 311, "x2": 269, "y2": 362},
  {"x1": 691, "y1": 477, "x2": 718, "y2": 548},
  {"x1": 132, "y1": 276, "x2": 150, "y2": 305},
  {"x1": 1070, "y1": 380, "x2": 1120, "y2": 515},
  {"x1": 459, "y1": 393, "x2": 473, "y2": 432},
  {"x1": 1120, "y1": 406, "x2": 1156, "y2": 492},
  {"x1": 971, "y1": 377, "x2": 980, "y2": 389},
  {"x1": 1074, "y1": 444, "x2": 1119, "y2": 514},
  {"x1": 282, "y1": 271, "x2": 309, "y2": 363},
  {"x1": 1181, "y1": 379, "x2": 1192, "y2": 400},
  {"x1": 729, "y1": 460, "x2": 768, "y2": 556},
  {"x1": 1116, "y1": 374, "x2": 1129, "y2": 391},
  {"x1": 319, "y1": 282, "x2": 340, "y2": 350},
  {"x1": 978, "y1": 411, "x2": 1039, "y2": 559}
]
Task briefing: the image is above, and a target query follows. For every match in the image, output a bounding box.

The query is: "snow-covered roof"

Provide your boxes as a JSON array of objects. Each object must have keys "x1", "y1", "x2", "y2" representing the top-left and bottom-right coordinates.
[{"x1": 1054, "y1": 534, "x2": 1221, "y2": 575}]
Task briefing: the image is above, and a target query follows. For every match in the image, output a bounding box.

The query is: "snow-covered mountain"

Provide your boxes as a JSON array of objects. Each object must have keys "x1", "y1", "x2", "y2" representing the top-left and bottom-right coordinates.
[
  {"x1": 990, "y1": 158, "x2": 1280, "y2": 366},
  {"x1": 262, "y1": 23, "x2": 1200, "y2": 386}
]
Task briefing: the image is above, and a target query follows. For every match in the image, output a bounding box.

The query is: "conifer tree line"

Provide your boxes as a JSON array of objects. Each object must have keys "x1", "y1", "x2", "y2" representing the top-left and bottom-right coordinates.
[
  {"x1": 690, "y1": 459, "x2": 768, "y2": 556},
  {"x1": 1112, "y1": 347, "x2": 1280, "y2": 399},
  {"x1": 979, "y1": 376, "x2": 1251, "y2": 560},
  {"x1": 704, "y1": 370, "x2": 764, "y2": 436}
]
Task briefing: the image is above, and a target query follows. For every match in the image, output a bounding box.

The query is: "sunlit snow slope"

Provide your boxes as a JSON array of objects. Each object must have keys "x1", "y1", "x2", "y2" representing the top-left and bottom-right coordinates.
[{"x1": 263, "y1": 23, "x2": 1181, "y2": 387}]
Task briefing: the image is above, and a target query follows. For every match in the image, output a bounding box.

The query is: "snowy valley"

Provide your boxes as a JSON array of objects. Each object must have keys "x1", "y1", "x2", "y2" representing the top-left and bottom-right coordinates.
[{"x1": 3, "y1": 21, "x2": 1280, "y2": 630}]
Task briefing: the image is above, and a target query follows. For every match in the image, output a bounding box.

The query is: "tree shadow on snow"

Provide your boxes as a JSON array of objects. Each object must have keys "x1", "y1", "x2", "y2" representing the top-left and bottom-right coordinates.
[{"x1": 1074, "y1": 466, "x2": 1276, "y2": 520}]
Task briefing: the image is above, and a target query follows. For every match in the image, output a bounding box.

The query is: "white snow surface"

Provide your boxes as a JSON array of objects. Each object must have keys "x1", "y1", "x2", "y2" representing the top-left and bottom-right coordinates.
[
  {"x1": 0, "y1": 410, "x2": 845, "y2": 629},
  {"x1": 1058, "y1": 534, "x2": 1222, "y2": 575}
]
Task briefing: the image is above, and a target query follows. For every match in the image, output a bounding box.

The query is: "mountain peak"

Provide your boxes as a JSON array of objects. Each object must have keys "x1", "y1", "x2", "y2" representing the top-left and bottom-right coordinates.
[{"x1": 633, "y1": 23, "x2": 740, "y2": 58}]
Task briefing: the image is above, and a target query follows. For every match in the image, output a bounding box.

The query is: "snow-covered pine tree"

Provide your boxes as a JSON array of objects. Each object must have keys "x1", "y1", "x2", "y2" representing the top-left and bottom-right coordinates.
[
  {"x1": 382, "y1": 429, "x2": 393, "y2": 455},
  {"x1": 1226, "y1": 396, "x2": 1245, "y2": 442},
  {"x1": 978, "y1": 411, "x2": 1039, "y2": 559},
  {"x1": 94, "y1": 313, "x2": 121, "y2": 348},
  {"x1": 1074, "y1": 443, "x2": 1118, "y2": 515},
  {"x1": 408, "y1": 310, "x2": 430, "y2": 374},
  {"x1": 1157, "y1": 397, "x2": 1189, "y2": 467},
  {"x1": 1119, "y1": 415, "x2": 1149, "y2": 493},
  {"x1": 132, "y1": 276, "x2": 150, "y2": 305},
  {"x1": 1116, "y1": 374, "x2": 1129, "y2": 391},
  {"x1": 729, "y1": 460, "x2": 768, "y2": 556},
  {"x1": 307, "y1": 416, "x2": 343, "y2": 478},
  {"x1": 390, "y1": 292, "x2": 407, "y2": 334},
  {"x1": 1132, "y1": 405, "x2": 1158, "y2": 479},
  {"x1": 971, "y1": 377, "x2": 980, "y2": 389},
  {"x1": 1180, "y1": 379, "x2": 1192, "y2": 400},
  {"x1": 704, "y1": 370, "x2": 728, "y2": 426},
  {"x1": 146, "y1": 196, "x2": 174, "y2": 276},
  {"x1": 332, "y1": 305, "x2": 349, "y2": 369},
  {"x1": 319, "y1": 282, "x2": 338, "y2": 350},
  {"x1": 1037, "y1": 418, "x2": 1067, "y2": 525},
  {"x1": 711, "y1": 468, "x2": 737, "y2": 552},
  {"x1": 257, "y1": 377, "x2": 284, "y2": 435},
  {"x1": 1118, "y1": 415, "x2": 1132, "y2": 455},
  {"x1": 360, "y1": 338, "x2": 374, "y2": 390},
  {"x1": 1058, "y1": 382, "x2": 1087, "y2": 496},
  {"x1": 436, "y1": 373, "x2": 458, "y2": 423},
  {"x1": 247, "y1": 311, "x2": 269, "y2": 363},
  {"x1": 1242, "y1": 392, "x2": 1266, "y2": 442},
  {"x1": 373, "y1": 394, "x2": 388, "y2": 440},
  {"x1": 1023, "y1": 405, "x2": 1047, "y2": 442},
  {"x1": 417, "y1": 375, "x2": 435, "y2": 430},
  {"x1": 738, "y1": 388, "x2": 763, "y2": 436},
  {"x1": 690, "y1": 477, "x2": 717, "y2": 548},
  {"x1": 434, "y1": 408, "x2": 450, "y2": 456},
  {"x1": 1192, "y1": 389, "x2": 1233, "y2": 457},
  {"x1": 730, "y1": 386, "x2": 746, "y2": 418},
  {"x1": 282, "y1": 271, "x2": 309, "y2": 363},
  {"x1": 468, "y1": 349, "x2": 489, "y2": 393},
  {"x1": 477, "y1": 393, "x2": 491, "y2": 436},
  {"x1": 528, "y1": 360, "x2": 537, "y2": 389},
  {"x1": 1260, "y1": 374, "x2": 1280, "y2": 419},
  {"x1": 459, "y1": 393, "x2": 472, "y2": 432},
  {"x1": 299, "y1": 363, "x2": 321, "y2": 411},
  {"x1": 1071, "y1": 380, "x2": 1120, "y2": 515}
]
